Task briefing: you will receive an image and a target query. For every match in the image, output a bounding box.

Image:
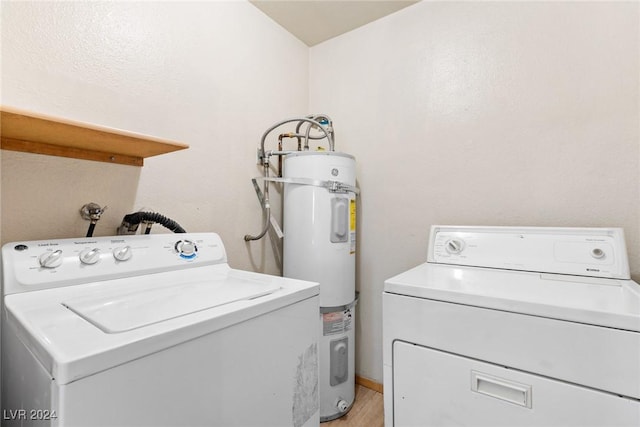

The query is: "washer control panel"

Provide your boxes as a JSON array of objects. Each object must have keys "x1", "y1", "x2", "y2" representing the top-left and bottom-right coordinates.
[
  {"x1": 2, "y1": 233, "x2": 226, "y2": 295},
  {"x1": 428, "y1": 226, "x2": 630, "y2": 279}
]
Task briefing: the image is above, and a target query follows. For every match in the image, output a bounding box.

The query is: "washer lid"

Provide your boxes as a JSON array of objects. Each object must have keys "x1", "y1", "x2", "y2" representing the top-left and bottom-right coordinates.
[
  {"x1": 4, "y1": 264, "x2": 319, "y2": 385},
  {"x1": 385, "y1": 262, "x2": 640, "y2": 332},
  {"x1": 62, "y1": 278, "x2": 280, "y2": 333}
]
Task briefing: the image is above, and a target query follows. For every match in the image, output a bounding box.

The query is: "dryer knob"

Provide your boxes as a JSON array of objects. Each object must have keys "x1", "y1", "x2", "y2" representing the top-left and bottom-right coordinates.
[
  {"x1": 38, "y1": 249, "x2": 64, "y2": 268},
  {"x1": 113, "y1": 246, "x2": 133, "y2": 262},
  {"x1": 445, "y1": 239, "x2": 465, "y2": 255},
  {"x1": 79, "y1": 248, "x2": 101, "y2": 265}
]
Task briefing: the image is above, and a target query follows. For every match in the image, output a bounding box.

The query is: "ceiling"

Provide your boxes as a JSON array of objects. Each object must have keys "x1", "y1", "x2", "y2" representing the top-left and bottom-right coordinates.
[{"x1": 250, "y1": 0, "x2": 420, "y2": 46}]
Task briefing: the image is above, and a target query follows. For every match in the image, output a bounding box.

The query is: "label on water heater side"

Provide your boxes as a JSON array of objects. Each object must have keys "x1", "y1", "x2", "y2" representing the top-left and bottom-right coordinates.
[
  {"x1": 350, "y1": 199, "x2": 356, "y2": 254},
  {"x1": 323, "y1": 308, "x2": 353, "y2": 336},
  {"x1": 350, "y1": 232, "x2": 356, "y2": 255}
]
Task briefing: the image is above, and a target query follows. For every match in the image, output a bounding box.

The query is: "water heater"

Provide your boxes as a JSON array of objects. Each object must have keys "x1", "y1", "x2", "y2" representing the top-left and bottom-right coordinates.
[
  {"x1": 283, "y1": 151, "x2": 357, "y2": 421},
  {"x1": 244, "y1": 115, "x2": 358, "y2": 422}
]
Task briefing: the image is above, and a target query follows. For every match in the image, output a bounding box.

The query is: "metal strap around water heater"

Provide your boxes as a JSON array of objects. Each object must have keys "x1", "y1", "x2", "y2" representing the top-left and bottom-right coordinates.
[
  {"x1": 320, "y1": 292, "x2": 359, "y2": 313},
  {"x1": 251, "y1": 176, "x2": 360, "y2": 196},
  {"x1": 248, "y1": 176, "x2": 358, "y2": 240}
]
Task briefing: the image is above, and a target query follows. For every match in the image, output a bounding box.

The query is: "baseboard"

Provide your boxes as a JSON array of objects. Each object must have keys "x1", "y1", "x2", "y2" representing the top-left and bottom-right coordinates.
[{"x1": 356, "y1": 375, "x2": 383, "y2": 394}]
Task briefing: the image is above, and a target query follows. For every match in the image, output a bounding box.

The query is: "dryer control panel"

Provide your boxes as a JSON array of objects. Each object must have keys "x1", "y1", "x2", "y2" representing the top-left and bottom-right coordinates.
[{"x1": 428, "y1": 226, "x2": 630, "y2": 279}]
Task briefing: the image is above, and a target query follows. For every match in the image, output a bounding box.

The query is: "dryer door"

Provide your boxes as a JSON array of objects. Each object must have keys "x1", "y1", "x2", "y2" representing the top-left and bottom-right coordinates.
[{"x1": 393, "y1": 341, "x2": 640, "y2": 427}]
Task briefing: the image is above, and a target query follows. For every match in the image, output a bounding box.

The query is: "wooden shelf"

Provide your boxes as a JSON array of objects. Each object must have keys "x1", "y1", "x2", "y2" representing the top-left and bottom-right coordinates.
[{"x1": 0, "y1": 106, "x2": 188, "y2": 166}]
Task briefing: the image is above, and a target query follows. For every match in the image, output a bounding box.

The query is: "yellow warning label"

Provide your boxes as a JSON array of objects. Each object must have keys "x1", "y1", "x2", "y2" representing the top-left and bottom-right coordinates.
[{"x1": 350, "y1": 199, "x2": 356, "y2": 231}]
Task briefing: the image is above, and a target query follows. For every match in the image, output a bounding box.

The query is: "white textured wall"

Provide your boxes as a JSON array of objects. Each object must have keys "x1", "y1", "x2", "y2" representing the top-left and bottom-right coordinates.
[
  {"x1": 1, "y1": 0, "x2": 308, "y2": 274},
  {"x1": 310, "y1": 1, "x2": 640, "y2": 382},
  {"x1": 3, "y1": 0, "x2": 639, "y2": 388}
]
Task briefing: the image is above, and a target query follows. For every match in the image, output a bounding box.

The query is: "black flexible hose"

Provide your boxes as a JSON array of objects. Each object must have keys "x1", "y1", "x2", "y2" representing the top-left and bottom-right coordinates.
[
  {"x1": 121, "y1": 212, "x2": 186, "y2": 233},
  {"x1": 86, "y1": 222, "x2": 96, "y2": 238}
]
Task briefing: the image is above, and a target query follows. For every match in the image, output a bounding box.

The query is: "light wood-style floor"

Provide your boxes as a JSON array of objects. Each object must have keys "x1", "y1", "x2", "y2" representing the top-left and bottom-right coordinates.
[{"x1": 323, "y1": 385, "x2": 384, "y2": 427}]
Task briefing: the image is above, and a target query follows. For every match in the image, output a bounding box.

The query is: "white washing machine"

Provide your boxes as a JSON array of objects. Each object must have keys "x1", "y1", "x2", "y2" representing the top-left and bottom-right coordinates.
[
  {"x1": 383, "y1": 226, "x2": 640, "y2": 426},
  {"x1": 1, "y1": 233, "x2": 320, "y2": 427}
]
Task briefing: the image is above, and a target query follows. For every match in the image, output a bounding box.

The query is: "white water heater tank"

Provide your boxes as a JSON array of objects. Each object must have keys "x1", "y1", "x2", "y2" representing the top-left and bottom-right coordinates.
[{"x1": 282, "y1": 151, "x2": 357, "y2": 421}]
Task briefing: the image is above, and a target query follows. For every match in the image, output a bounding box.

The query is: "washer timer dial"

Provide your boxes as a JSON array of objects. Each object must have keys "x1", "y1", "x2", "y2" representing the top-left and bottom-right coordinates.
[{"x1": 175, "y1": 240, "x2": 197, "y2": 259}]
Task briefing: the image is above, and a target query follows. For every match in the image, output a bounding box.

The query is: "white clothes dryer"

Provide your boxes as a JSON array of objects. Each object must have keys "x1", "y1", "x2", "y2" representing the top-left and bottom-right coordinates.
[
  {"x1": 1, "y1": 233, "x2": 320, "y2": 427},
  {"x1": 383, "y1": 226, "x2": 640, "y2": 427}
]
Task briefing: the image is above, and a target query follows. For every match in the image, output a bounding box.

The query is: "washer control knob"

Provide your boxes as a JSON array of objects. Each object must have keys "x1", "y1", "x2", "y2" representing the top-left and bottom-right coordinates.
[
  {"x1": 445, "y1": 239, "x2": 465, "y2": 255},
  {"x1": 591, "y1": 248, "x2": 605, "y2": 259},
  {"x1": 79, "y1": 248, "x2": 101, "y2": 265},
  {"x1": 38, "y1": 250, "x2": 64, "y2": 268},
  {"x1": 175, "y1": 240, "x2": 197, "y2": 259},
  {"x1": 113, "y1": 246, "x2": 132, "y2": 262}
]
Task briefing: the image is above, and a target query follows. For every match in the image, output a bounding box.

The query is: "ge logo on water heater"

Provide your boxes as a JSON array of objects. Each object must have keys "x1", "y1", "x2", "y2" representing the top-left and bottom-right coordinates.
[{"x1": 331, "y1": 168, "x2": 339, "y2": 176}]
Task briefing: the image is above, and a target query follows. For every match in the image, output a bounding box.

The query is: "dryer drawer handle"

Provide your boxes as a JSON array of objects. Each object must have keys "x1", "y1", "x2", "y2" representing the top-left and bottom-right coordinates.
[{"x1": 471, "y1": 371, "x2": 532, "y2": 408}]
